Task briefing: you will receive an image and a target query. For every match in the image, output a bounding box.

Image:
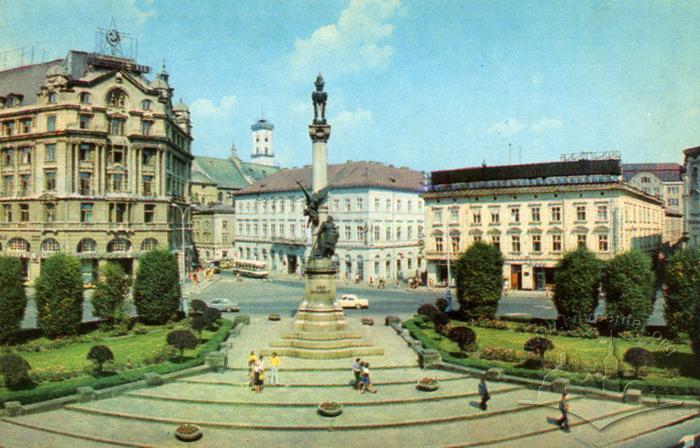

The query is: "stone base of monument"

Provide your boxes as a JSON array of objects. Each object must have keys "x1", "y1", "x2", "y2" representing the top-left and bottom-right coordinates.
[{"x1": 267, "y1": 258, "x2": 384, "y2": 359}]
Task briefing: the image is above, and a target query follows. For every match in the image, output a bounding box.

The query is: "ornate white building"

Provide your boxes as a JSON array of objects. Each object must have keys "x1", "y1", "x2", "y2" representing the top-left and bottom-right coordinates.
[
  {"x1": 233, "y1": 161, "x2": 425, "y2": 282},
  {"x1": 684, "y1": 146, "x2": 700, "y2": 247}
]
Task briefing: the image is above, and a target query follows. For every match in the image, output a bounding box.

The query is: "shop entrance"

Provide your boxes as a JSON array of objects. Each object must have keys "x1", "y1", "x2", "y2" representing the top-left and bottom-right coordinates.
[{"x1": 510, "y1": 264, "x2": 522, "y2": 290}]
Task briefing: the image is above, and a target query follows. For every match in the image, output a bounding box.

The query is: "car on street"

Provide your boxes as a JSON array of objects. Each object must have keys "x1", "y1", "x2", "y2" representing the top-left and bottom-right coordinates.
[
  {"x1": 336, "y1": 294, "x2": 369, "y2": 309},
  {"x1": 208, "y1": 298, "x2": 239, "y2": 312}
]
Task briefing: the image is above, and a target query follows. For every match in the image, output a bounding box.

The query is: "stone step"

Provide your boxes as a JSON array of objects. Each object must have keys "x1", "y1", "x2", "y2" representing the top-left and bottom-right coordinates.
[
  {"x1": 281, "y1": 331, "x2": 363, "y2": 340},
  {"x1": 259, "y1": 346, "x2": 384, "y2": 359},
  {"x1": 269, "y1": 339, "x2": 374, "y2": 349}
]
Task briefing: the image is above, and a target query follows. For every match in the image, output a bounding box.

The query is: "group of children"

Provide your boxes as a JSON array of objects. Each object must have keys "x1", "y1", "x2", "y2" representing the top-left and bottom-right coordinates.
[
  {"x1": 351, "y1": 358, "x2": 377, "y2": 394},
  {"x1": 247, "y1": 351, "x2": 281, "y2": 393}
]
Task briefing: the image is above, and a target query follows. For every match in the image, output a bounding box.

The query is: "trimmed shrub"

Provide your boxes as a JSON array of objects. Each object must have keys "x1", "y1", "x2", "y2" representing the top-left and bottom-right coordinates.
[
  {"x1": 694, "y1": 300, "x2": 700, "y2": 361},
  {"x1": 664, "y1": 248, "x2": 700, "y2": 339},
  {"x1": 432, "y1": 311, "x2": 450, "y2": 332},
  {"x1": 0, "y1": 257, "x2": 27, "y2": 344},
  {"x1": 166, "y1": 329, "x2": 198, "y2": 361},
  {"x1": 524, "y1": 337, "x2": 554, "y2": 359},
  {"x1": 35, "y1": 253, "x2": 84, "y2": 338},
  {"x1": 448, "y1": 326, "x2": 477, "y2": 351},
  {"x1": 203, "y1": 307, "x2": 222, "y2": 330},
  {"x1": 623, "y1": 347, "x2": 654, "y2": 378},
  {"x1": 189, "y1": 314, "x2": 208, "y2": 335},
  {"x1": 0, "y1": 354, "x2": 32, "y2": 389},
  {"x1": 417, "y1": 304, "x2": 439, "y2": 319},
  {"x1": 134, "y1": 250, "x2": 181, "y2": 324},
  {"x1": 188, "y1": 299, "x2": 208, "y2": 316},
  {"x1": 455, "y1": 242, "x2": 504, "y2": 320},
  {"x1": 435, "y1": 298, "x2": 448, "y2": 312},
  {"x1": 601, "y1": 250, "x2": 655, "y2": 335},
  {"x1": 87, "y1": 345, "x2": 114, "y2": 373},
  {"x1": 92, "y1": 262, "x2": 130, "y2": 327},
  {"x1": 553, "y1": 248, "x2": 602, "y2": 329}
]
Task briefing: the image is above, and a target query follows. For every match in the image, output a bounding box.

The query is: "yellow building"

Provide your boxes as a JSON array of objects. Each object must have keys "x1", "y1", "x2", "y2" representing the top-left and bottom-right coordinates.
[
  {"x1": 0, "y1": 51, "x2": 192, "y2": 283},
  {"x1": 422, "y1": 159, "x2": 665, "y2": 290}
]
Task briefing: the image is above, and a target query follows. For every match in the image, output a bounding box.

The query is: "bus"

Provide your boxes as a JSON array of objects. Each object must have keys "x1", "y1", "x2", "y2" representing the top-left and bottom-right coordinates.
[{"x1": 231, "y1": 259, "x2": 269, "y2": 279}]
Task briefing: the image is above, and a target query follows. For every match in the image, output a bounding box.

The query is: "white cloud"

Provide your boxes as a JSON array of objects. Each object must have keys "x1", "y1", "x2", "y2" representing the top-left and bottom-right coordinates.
[
  {"x1": 190, "y1": 95, "x2": 237, "y2": 120},
  {"x1": 289, "y1": 0, "x2": 400, "y2": 77},
  {"x1": 123, "y1": 0, "x2": 157, "y2": 25},
  {"x1": 487, "y1": 118, "x2": 525, "y2": 137},
  {"x1": 333, "y1": 108, "x2": 372, "y2": 133},
  {"x1": 530, "y1": 118, "x2": 562, "y2": 133}
]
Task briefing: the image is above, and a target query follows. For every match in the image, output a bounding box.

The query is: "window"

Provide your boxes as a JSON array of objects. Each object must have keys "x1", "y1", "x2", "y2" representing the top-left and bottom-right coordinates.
[
  {"x1": 386, "y1": 199, "x2": 391, "y2": 211},
  {"x1": 111, "y1": 173, "x2": 125, "y2": 192},
  {"x1": 19, "y1": 174, "x2": 30, "y2": 194},
  {"x1": 8, "y1": 238, "x2": 28, "y2": 252},
  {"x1": 433, "y1": 208, "x2": 442, "y2": 224},
  {"x1": 491, "y1": 235, "x2": 500, "y2": 249},
  {"x1": 345, "y1": 198, "x2": 351, "y2": 211},
  {"x1": 374, "y1": 198, "x2": 381, "y2": 211},
  {"x1": 532, "y1": 234, "x2": 542, "y2": 252},
  {"x1": 356, "y1": 197, "x2": 363, "y2": 211},
  {"x1": 510, "y1": 207, "x2": 520, "y2": 223},
  {"x1": 47, "y1": 92, "x2": 57, "y2": 104},
  {"x1": 46, "y1": 115, "x2": 56, "y2": 131},
  {"x1": 107, "y1": 90, "x2": 126, "y2": 107},
  {"x1": 20, "y1": 147, "x2": 31, "y2": 164},
  {"x1": 551, "y1": 206, "x2": 561, "y2": 222},
  {"x1": 142, "y1": 149, "x2": 154, "y2": 166},
  {"x1": 472, "y1": 210, "x2": 481, "y2": 224},
  {"x1": 577, "y1": 234, "x2": 587, "y2": 248},
  {"x1": 396, "y1": 225, "x2": 402, "y2": 240},
  {"x1": 357, "y1": 225, "x2": 365, "y2": 241},
  {"x1": 79, "y1": 172, "x2": 92, "y2": 195},
  {"x1": 44, "y1": 203, "x2": 55, "y2": 222},
  {"x1": 386, "y1": 227, "x2": 392, "y2": 241},
  {"x1": 418, "y1": 225, "x2": 424, "y2": 238},
  {"x1": 598, "y1": 234, "x2": 609, "y2": 252},
  {"x1": 141, "y1": 99, "x2": 152, "y2": 110},
  {"x1": 141, "y1": 238, "x2": 158, "y2": 251},
  {"x1": 141, "y1": 120, "x2": 152, "y2": 136},
  {"x1": 108, "y1": 238, "x2": 130, "y2": 252},
  {"x1": 110, "y1": 202, "x2": 127, "y2": 223},
  {"x1": 142, "y1": 175, "x2": 153, "y2": 196},
  {"x1": 472, "y1": 235, "x2": 481, "y2": 243},
  {"x1": 491, "y1": 209, "x2": 500, "y2": 223},
  {"x1": 531, "y1": 207, "x2": 540, "y2": 222},
  {"x1": 396, "y1": 199, "x2": 402, "y2": 212},
  {"x1": 21, "y1": 119, "x2": 32, "y2": 133},
  {"x1": 3, "y1": 204, "x2": 12, "y2": 222},
  {"x1": 345, "y1": 226, "x2": 352, "y2": 240},
  {"x1": 3, "y1": 121, "x2": 14, "y2": 136},
  {"x1": 435, "y1": 236, "x2": 444, "y2": 252},
  {"x1": 511, "y1": 235, "x2": 521, "y2": 252},
  {"x1": 374, "y1": 225, "x2": 381, "y2": 241},
  {"x1": 552, "y1": 234, "x2": 562, "y2": 252},
  {"x1": 111, "y1": 146, "x2": 125, "y2": 164},
  {"x1": 45, "y1": 144, "x2": 56, "y2": 162},
  {"x1": 79, "y1": 144, "x2": 92, "y2": 162},
  {"x1": 44, "y1": 169, "x2": 56, "y2": 191},
  {"x1": 110, "y1": 118, "x2": 125, "y2": 135},
  {"x1": 451, "y1": 235, "x2": 460, "y2": 253},
  {"x1": 19, "y1": 203, "x2": 29, "y2": 222},
  {"x1": 144, "y1": 204, "x2": 155, "y2": 223},
  {"x1": 79, "y1": 92, "x2": 90, "y2": 104},
  {"x1": 641, "y1": 176, "x2": 650, "y2": 183},
  {"x1": 290, "y1": 223, "x2": 296, "y2": 238},
  {"x1": 450, "y1": 207, "x2": 459, "y2": 222},
  {"x1": 79, "y1": 114, "x2": 90, "y2": 129},
  {"x1": 597, "y1": 205, "x2": 608, "y2": 221},
  {"x1": 2, "y1": 175, "x2": 13, "y2": 196},
  {"x1": 576, "y1": 205, "x2": 586, "y2": 221}
]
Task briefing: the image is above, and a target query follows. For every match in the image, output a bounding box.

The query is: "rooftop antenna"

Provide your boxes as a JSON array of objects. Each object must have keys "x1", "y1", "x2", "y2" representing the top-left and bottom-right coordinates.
[
  {"x1": 95, "y1": 18, "x2": 138, "y2": 59},
  {"x1": 508, "y1": 143, "x2": 512, "y2": 164}
]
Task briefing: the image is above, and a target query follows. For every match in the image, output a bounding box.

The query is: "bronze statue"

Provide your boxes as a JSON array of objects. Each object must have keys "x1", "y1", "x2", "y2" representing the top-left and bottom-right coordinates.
[
  {"x1": 312, "y1": 73, "x2": 327, "y2": 125},
  {"x1": 314, "y1": 216, "x2": 338, "y2": 258},
  {"x1": 297, "y1": 180, "x2": 327, "y2": 228}
]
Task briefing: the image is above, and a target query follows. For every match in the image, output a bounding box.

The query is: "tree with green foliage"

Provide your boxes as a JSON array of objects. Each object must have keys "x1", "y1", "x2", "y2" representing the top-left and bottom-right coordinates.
[
  {"x1": 692, "y1": 300, "x2": 700, "y2": 361},
  {"x1": 663, "y1": 248, "x2": 700, "y2": 339},
  {"x1": 35, "y1": 253, "x2": 84, "y2": 338},
  {"x1": 166, "y1": 329, "x2": 198, "y2": 362},
  {"x1": 448, "y1": 326, "x2": 477, "y2": 351},
  {"x1": 134, "y1": 249, "x2": 181, "y2": 324},
  {"x1": 92, "y1": 262, "x2": 130, "y2": 327},
  {"x1": 553, "y1": 248, "x2": 602, "y2": 329},
  {"x1": 623, "y1": 347, "x2": 654, "y2": 378},
  {"x1": 0, "y1": 354, "x2": 31, "y2": 389},
  {"x1": 601, "y1": 250, "x2": 655, "y2": 335},
  {"x1": 0, "y1": 257, "x2": 27, "y2": 344},
  {"x1": 87, "y1": 344, "x2": 114, "y2": 374},
  {"x1": 455, "y1": 242, "x2": 504, "y2": 320},
  {"x1": 524, "y1": 337, "x2": 554, "y2": 360}
]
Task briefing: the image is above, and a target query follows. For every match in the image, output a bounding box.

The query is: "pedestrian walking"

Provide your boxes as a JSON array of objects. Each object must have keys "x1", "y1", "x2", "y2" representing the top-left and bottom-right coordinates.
[
  {"x1": 557, "y1": 392, "x2": 570, "y2": 431},
  {"x1": 360, "y1": 362, "x2": 377, "y2": 394},
  {"x1": 270, "y1": 352, "x2": 281, "y2": 385},
  {"x1": 478, "y1": 375, "x2": 490, "y2": 410},
  {"x1": 351, "y1": 358, "x2": 362, "y2": 389},
  {"x1": 253, "y1": 355, "x2": 265, "y2": 393},
  {"x1": 247, "y1": 351, "x2": 257, "y2": 388}
]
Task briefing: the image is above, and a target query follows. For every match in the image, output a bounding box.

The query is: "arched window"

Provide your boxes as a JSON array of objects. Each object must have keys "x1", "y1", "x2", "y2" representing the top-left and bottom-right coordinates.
[
  {"x1": 106, "y1": 89, "x2": 127, "y2": 108},
  {"x1": 107, "y1": 238, "x2": 131, "y2": 252},
  {"x1": 79, "y1": 92, "x2": 91, "y2": 104},
  {"x1": 140, "y1": 238, "x2": 158, "y2": 251},
  {"x1": 41, "y1": 238, "x2": 60, "y2": 253},
  {"x1": 7, "y1": 238, "x2": 30, "y2": 252},
  {"x1": 77, "y1": 238, "x2": 97, "y2": 253},
  {"x1": 141, "y1": 99, "x2": 151, "y2": 111}
]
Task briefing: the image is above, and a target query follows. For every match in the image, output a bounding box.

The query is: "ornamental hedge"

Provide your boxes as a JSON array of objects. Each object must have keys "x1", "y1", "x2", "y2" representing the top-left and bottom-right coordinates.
[
  {"x1": 87, "y1": 345, "x2": 114, "y2": 373},
  {"x1": 0, "y1": 257, "x2": 27, "y2": 344},
  {"x1": 663, "y1": 248, "x2": 700, "y2": 339},
  {"x1": 0, "y1": 354, "x2": 31, "y2": 390},
  {"x1": 92, "y1": 262, "x2": 130, "y2": 327},
  {"x1": 454, "y1": 242, "x2": 504, "y2": 320},
  {"x1": 553, "y1": 248, "x2": 602, "y2": 329},
  {"x1": 134, "y1": 250, "x2": 181, "y2": 324},
  {"x1": 35, "y1": 253, "x2": 84, "y2": 338}
]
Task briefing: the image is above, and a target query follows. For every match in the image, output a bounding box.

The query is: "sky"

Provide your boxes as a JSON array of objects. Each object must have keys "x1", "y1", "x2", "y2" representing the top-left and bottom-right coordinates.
[{"x1": 1, "y1": 0, "x2": 699, "y2": 172}]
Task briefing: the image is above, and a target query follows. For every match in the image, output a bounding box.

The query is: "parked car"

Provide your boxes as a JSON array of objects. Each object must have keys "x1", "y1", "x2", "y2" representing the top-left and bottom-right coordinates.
[
  {"x1": 208, "y1": 298, "x2": 239, "y2": 312},
  {"x1": 336, "y1": 294, "x2": 369, "y2": 309}
]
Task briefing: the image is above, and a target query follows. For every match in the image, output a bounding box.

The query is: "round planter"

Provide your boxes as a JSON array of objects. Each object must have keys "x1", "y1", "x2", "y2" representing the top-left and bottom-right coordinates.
[
  {"x1": 175, "y1": 425, "x2": 203, "y2": 442},
  {"x1": 268, "y1": 313, "x2": 281, "y2": 321},
  {"x1": 317, "y1": 405, "x2": 343, "y2": 417},
  {"x1": 416, "y1": 382, "x2": 440, "y2": 392}
]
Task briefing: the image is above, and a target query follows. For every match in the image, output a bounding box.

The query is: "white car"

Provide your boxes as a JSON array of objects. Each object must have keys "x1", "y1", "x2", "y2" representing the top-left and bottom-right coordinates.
[
  {"x1": 208, "y1": 298, "x2": 239, "y2": 313},
  {"x1": 337, "y1": 294, "x2": 369, "y2": 309}
]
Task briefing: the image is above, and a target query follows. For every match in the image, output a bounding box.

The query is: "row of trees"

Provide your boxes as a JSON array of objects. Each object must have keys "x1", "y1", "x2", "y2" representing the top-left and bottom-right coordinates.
[{"x1": 0, "y1": 250, "x2": 182, "y2": 343}]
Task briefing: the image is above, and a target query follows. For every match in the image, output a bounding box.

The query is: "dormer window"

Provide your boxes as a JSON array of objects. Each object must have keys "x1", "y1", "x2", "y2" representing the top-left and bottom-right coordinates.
[
  {"x1": 47, "y1": 92, "x2": 57, "y2": 104},
  {"x1": 79, "y1": 92, "x2": 91, "y2": 104},
  {"x1": 141, "y1": 99, "x2": 152, "y2": 111}
]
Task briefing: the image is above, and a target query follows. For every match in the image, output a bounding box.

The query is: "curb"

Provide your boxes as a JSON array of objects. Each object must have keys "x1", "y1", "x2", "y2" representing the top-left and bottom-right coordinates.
[{"x1": 176, "y1": 374, "x2": 471, "y2": 388}]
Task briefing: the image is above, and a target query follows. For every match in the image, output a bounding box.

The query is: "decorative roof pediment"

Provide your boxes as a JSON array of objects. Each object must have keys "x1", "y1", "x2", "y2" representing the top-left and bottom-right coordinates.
[
  {"x1": 467, "y1": 228, "x2": 482, "y2": 235},
  {"x1": 547, "y1": 226, "x2": 564, "y2": 234},
  {"x1": 506, "y1": 227, "x2": 522, "y2": 234},
  {"x1": 527, "y1": 227, "x2": 543, "y2": 234},
  {"x1": 593, "y1": 225, "x2": 610, "y2": 233},
  {"x1": 487, "y1": 228, "x2": 501, "y2": 235},
  {"x1": 572, "y1": 225, "x2": 589, "y2": 234}
]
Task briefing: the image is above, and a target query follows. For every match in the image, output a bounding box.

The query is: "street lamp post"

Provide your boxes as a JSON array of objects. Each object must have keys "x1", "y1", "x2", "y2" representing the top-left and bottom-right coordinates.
[{"x1": 170, "y1": 202, "x2": 191, "y2": 311}]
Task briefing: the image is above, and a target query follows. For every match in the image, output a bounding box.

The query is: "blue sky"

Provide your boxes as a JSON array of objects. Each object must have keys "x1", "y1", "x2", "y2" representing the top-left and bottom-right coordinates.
[{"x1": 2, "y1": 0, "x2": 699, "y2": 171}]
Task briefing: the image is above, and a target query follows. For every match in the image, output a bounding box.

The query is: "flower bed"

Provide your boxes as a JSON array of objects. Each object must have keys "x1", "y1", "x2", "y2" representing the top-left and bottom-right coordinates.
[
  {"x1": 416, "y1": 377, "x2": 439, "y2": 391},
  {"x1": 175, "y1": 423, "x2": 202, "y2": 442},
  {"x1": 317, "y1": 401, "x2": 343, "y2": 417}
]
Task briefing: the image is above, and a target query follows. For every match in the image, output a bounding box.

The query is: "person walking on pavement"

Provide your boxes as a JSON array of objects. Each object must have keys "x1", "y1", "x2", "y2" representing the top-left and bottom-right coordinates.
[
  {"x1": 352, "y1": 358, "x2": 362, "y2": 389},
  {"x1": 270, "y1": 352, "x2": 281, "y2": 385},
  {"x1": 557, "y1": 392, "x2": 570, "y2": 431},
  {"x1": 478, "y1": 375, "x2": 490, "y2": 410},
  {"x1": 247, "y1": 351, "x2": 257, "y2": 389}
]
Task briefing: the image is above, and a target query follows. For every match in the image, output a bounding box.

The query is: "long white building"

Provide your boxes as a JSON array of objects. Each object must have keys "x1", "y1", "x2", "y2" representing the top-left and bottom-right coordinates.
[
  {"x1": 233, "y1": 161, "x2": 425, "y2": 282},
  {"x1": 684, "y1": 145, "x2": 700, "y2": 247}
]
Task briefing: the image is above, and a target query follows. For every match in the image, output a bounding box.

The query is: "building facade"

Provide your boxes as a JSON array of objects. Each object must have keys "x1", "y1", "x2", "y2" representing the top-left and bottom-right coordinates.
[
  {"x1": 684, "y1": 146, "x2": 700, "y2": 247},
  {"x1": 422, "y1": 159, "x2": 665, "y2": 290},
  {"x1": 190, "y1": 144, "x2": 278, "y2": 264},
  {"x1": 0, "y1": 51, "x2": 192, "y2": 283},
  {"x1": 233, "y1": 161, "x2": 425, "y2": 282}
]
